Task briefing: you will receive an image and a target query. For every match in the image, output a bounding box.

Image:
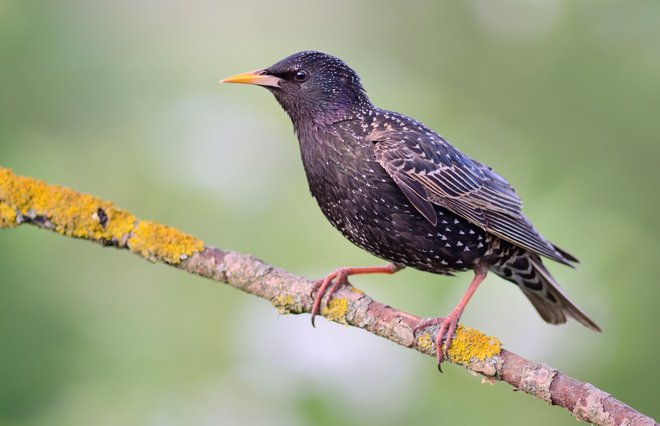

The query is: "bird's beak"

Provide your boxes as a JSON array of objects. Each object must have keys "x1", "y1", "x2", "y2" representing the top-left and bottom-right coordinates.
[{"x1": 220, "y1": 69, "x2": 282, "y2": 88}]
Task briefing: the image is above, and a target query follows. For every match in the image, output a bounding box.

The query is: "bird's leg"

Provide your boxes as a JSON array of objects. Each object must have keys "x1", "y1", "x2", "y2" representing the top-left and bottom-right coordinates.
[
  {"x1": 310, "y1": 263, "x2": 402, "y2": 326},
  {"x1": 414, "y1": 267, "x2": 488, "y2": 371}
]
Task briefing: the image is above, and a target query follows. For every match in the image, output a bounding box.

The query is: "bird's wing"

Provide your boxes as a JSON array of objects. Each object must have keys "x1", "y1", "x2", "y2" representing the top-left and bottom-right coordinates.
[{"x1": 369, "y1": 128, "x2": 572, "y2": 264}]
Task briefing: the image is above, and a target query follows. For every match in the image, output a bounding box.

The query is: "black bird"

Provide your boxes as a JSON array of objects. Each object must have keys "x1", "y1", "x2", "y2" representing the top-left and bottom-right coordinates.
[{"x1": 221, "y1": 51, "x2": 600, "y2": 368}]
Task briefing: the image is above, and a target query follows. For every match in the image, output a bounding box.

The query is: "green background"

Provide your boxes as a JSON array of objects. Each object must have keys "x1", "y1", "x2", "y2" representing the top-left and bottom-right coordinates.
[{"x1": 1, "y1": 0, "x2": 658, "y2": 424}]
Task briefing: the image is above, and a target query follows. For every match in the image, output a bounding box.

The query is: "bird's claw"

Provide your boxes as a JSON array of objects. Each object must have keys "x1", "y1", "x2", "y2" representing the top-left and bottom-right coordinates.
[
  {"x1": 310, "y1": 268, "x2": 352, "y2": 327},
  {"x1": 413, "y1": 314, "x2": 461, "y2": 371},
  {"x1": 413, "y1": 316, "x2": 445, "y2": 336}
]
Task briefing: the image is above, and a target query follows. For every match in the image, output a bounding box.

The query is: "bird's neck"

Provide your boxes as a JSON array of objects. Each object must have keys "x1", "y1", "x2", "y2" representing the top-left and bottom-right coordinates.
[
  {"x1": 277, "y1": 93, "x2": 373, "y2": 130},
  {"x1": 291, "y1": 109, "x2": 352, "y2": 132}
]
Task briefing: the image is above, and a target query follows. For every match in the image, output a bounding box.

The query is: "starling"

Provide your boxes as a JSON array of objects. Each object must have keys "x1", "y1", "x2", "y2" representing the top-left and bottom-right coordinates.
[{"x1": 221, "y1": 51, "x2": 600, "y2": 368}]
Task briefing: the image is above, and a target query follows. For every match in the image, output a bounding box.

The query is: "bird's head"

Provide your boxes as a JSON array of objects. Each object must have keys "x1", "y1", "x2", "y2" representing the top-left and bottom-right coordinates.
[{"x1": 221, "y1": 51, "x2": 371, "y2": 125}]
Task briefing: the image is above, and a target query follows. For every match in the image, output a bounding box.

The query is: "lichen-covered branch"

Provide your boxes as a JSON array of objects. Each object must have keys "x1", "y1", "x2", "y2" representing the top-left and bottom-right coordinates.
[{"x1": 0, "y1": 167, "x2": 656, "y2": 426}]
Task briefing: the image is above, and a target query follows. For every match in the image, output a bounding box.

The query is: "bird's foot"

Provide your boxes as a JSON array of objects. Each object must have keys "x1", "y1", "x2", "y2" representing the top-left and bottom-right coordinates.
[
  {"x1": 413, "y1": 316, "x2": 445, "y2": 334},
  {"x1": 413, "y1": 313, "x2": 461, "y2": 372},
  {"x1": 413, "y1": 268, "x2": 488, "y2": 371},
  {"x1": 310, "y1": 263, "x2": 402, "y2": 327},
  {"x1": 310, "y1": 268, "x2": 353, "y2": 327}
]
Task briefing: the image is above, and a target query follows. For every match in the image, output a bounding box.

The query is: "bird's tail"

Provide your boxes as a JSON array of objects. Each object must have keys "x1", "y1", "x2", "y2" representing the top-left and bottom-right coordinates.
[{"x1": 492, "y1": 250, "x2": 601, "y2": 332}]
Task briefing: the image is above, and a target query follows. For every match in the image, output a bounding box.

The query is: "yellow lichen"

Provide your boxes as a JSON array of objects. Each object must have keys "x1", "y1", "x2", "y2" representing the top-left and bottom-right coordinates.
[
  {"x1": 128, "y1": 221, "x2": 204, "y2": 264},
  {"x1": 272, "y1": 294, "x2": 296, "y2": 314},
  {"x1": 417, "y1": 332, "x2": 434, "y2": 353},
  {"x1": 322, "y1": 298, "x2": 349, "y2": 325},
  {"x1": 446, "y1": 325, "x2": 501, "y2": 366},
  {"x1": 0, "y1": 168, "x2": 205, "y2": 264},
  {"x1": 0, "y1": 203, "x2": 17, "y2": 228},
  {"x1": 0, "y1": 168, "x2": 135, "y2": 241}
]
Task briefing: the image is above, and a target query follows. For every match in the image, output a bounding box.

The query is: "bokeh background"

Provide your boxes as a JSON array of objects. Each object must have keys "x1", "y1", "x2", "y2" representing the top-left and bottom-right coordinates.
[{"x1": 1, "y1": 0, "x2": 659, "y2": 424}]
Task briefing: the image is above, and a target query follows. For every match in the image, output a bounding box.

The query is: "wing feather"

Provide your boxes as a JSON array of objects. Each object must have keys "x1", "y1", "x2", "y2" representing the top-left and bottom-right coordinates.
[{"x1": 370, "y1": 128, "x2": 573, "y2": 265}]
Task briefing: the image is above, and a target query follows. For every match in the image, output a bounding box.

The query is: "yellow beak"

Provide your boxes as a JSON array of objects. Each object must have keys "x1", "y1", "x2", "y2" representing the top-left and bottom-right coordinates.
[{"x1": 220, "y1": 69, "x2": 282, "y2": 88}]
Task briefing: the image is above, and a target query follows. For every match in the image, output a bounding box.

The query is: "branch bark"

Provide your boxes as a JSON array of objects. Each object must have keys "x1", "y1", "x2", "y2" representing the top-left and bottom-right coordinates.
[{"x1": 0, "y1": 167, "x2": 656, "y2": 426}]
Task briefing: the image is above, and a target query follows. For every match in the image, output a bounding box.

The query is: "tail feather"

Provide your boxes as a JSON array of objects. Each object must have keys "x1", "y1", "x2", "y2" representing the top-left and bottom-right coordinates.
[
  {"x1": 526, "y1": 256, "x2": 600, "y2": 331},
  {"x1": 524, "y1": 290, "x2": 568, "y2": 325},
  {"x1": 492, "y1": 250, "x2": 600, "y2": 332}
]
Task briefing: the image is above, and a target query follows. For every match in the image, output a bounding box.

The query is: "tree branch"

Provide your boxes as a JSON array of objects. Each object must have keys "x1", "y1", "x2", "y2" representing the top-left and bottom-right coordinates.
[{"x1": 0, "y1": 167, "x2": 655, "y2": 426}]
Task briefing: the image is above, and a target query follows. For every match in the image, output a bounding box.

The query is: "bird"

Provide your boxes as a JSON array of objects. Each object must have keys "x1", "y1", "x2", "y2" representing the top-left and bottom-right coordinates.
[{"x1": 221, "y1": 51, "x2": 600, "y2": 369}]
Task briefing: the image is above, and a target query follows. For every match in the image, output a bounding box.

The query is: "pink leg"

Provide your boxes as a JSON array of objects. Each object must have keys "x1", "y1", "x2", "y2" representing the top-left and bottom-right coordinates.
[
  {"x1": 311, "y1": 263, "x2": 401, "y2": 326},
  {"x1": 414, "y1": 268, "x2": 488, "y2": 371}
]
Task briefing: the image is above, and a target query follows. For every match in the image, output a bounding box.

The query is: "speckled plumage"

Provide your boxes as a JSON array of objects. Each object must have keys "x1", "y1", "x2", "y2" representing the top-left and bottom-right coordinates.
[
  {"x1": 222, "y1": 51, "x2": 600, "y2": 364},
  {"x1": 299, "y1": 109, "x2": 493, "y2": 274}
]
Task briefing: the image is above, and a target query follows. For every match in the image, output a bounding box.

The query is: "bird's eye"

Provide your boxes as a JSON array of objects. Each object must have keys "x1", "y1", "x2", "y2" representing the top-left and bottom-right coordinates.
[{"x1": 294, "y1": 69, "x2": 308, "y2": 82}]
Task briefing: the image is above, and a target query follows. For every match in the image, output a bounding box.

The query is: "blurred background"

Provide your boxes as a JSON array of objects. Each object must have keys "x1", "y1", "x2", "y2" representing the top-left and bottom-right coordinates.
[{"x1": 1, "y1": 0, "x2": 659, "y2": 424}]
